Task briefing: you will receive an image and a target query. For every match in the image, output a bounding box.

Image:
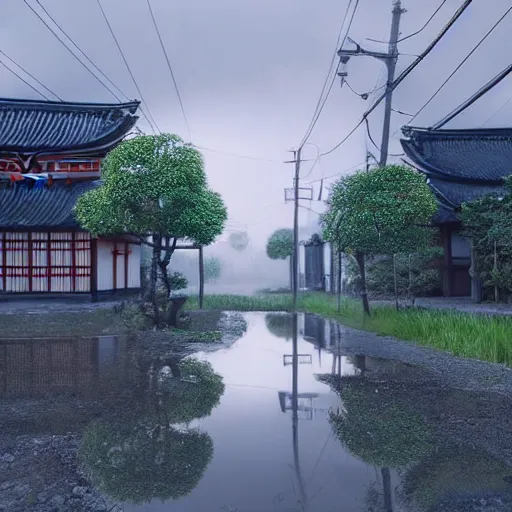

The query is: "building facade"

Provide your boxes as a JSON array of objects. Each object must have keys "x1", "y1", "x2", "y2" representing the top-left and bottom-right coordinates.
[
  {"x1": 0, "y1": 97, "x2": 142, "y2": 298},
  {"x1": 401, "y1": 126, "x2": 512, "y2": 298}
]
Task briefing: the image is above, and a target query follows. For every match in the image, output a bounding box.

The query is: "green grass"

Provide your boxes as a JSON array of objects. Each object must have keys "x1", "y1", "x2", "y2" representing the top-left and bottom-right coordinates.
[{"x1": 187, "y1": 292, "x2": 512, "y2": 366}]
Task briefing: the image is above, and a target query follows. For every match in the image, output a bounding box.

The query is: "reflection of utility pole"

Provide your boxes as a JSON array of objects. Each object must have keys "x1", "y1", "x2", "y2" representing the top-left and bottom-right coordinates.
[
  {"x1": 381, "y1": 467, "x2": 393, "y2": 512},
  {"x1": 338, "y1": 0, "x2": 405, "y2": 166},
  {"x1": 291, "y1": 312, "x2": 308, "y2": 510}
]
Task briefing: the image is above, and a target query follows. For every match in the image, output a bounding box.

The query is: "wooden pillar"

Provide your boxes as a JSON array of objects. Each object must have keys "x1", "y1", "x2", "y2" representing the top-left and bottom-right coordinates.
[
  {"x1": 124, "y1": 242, "x2": 129, "y2": 289},
  {"x1": 3, "y1": 232, "x2": 7, "y2": 292},
  {"x1": 470, "y1": 239, "x2": 482, "y2": 303},
  {"x1": 198, "y1": 246, "x2": 204, "y2": 309},
  {"x1": 28, "y1": 232, "x2": 33, "y2": 292},
  {"x1": 71, "y1": 232, "x2": 76, "y2": 292},
  {"x1": 441, "y1": 225, "x2": 453, "y2": 297},
  {"x1": 90, "y1": 238, "x2": 98, "y2": 302},
  {"x1": 112, "y1": 242, "x2": 117, "y2": 292}
]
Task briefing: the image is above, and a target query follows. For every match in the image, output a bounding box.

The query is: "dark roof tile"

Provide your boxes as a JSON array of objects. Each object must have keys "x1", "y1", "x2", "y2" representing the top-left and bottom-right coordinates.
[
  {"x1": 0, "y1": 97, "x2": 139, "y2": 157},
  {"x1": 0, "y1": 180, "x2": 99, "y2": 229},
  {"x1": 401, "y1": 126, "x2": 512, "y2": 183}
]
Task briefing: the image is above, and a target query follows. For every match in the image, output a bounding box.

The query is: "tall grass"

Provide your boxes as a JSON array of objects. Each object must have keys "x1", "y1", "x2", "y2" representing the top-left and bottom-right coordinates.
[{"x1": 187, "y1": 293, "x2": 512, "y2": 366}]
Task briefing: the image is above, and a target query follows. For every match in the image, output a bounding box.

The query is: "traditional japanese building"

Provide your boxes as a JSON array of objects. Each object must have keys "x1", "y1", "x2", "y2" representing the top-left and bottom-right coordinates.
[
  {"x1": 0, "y1": 97, "x2": 142, "y2": 298},
  {"x1": 401, "y1": 126, "x2": 512, "y2": 298}
]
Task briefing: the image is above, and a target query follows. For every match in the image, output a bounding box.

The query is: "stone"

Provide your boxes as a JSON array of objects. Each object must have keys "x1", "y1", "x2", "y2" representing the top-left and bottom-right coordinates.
[
  {"x1": 50, "y1": 495, "x2": 65, "y2": 506},
  {"x1": 72, "y1": 485, "x2": 89, "y2": 497},
  {"x1": 37, "y1": 491, "x2": 50, "y2": 503},
  {"x1": 1, "y1": 454, "x2": 15, "y2": 463}
]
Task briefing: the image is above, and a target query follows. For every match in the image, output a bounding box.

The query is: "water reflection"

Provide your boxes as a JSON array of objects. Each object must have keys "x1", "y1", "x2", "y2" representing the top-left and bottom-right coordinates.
[
  {"x1": 2, "y1": 314, "x2": 512, "y2": 511},
  {"x1": 80, "y1": 358, "x2": 224, "y2": 504}
]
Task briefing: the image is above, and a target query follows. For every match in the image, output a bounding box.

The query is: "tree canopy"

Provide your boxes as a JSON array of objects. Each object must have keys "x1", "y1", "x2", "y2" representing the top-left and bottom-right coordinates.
[
  {"x1": 266, "y1": 228, "x2": 293, "y2": 260},
  {"x1": 75, "y1": 134, "x2": 227, "y2": 323},
  {"x1": 229, "y1": 231, "x2": 249, "y2": 251},
  {"x1": 321, "y1": 165, "x2": 437, "y2": 314},
  {"x1": 461, "y1": 181, "x2": 512, "y2": 301},
  {"x1": 321, "y1": 165, "x2": 436, "y2": 256},
  {"x1": 204, "y1": 256, "x2": 222, "y2": 283},
  {"x1": 75, "y1": 134, "x2": 227, "y2": 246}
]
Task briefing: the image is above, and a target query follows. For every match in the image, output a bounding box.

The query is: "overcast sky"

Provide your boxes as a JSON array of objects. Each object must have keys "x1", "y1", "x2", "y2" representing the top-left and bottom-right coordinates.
[{"x1": 1, "y1": 0, "x2": 512, "y2": 245}]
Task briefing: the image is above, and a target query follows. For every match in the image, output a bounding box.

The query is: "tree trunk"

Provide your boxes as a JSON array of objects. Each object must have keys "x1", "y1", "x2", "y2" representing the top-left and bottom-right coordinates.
[
  {"x1": 381, "y1": 467, "x2": 393, "y2": 512},
  {"x1": 393, "y1": 254, "x2": 399, "y2": 311},
  {"x1": 355, "y1": 251, "x2": 371, "y2": 316},
  {"x1": 150, "y1": 235, "x2": 161, "y2": 326}
]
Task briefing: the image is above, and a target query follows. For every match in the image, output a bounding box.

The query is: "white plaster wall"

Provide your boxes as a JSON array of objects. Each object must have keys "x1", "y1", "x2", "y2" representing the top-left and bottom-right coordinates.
[
  {"x1": 97, "y1": 240, "x2": 113, "y2": 291},
  {"x1": 128, "y1": 244, "x2": 141, "y2": 288}
]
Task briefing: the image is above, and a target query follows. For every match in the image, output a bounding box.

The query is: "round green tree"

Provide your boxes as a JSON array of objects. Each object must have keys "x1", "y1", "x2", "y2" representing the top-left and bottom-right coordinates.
[
  {"x1": 204, "y1": 256, "x2": 222, "y2": 283},
  {"x1": 75, "y1": 134, "x2": 227, "y2": 324},
  {"x1": 321, "y1": 165, "x2": 436, "y2": 315},
  {"x1": 266, "y1": 228, "x2": 293, "y2": 260},
  {"x1": 229, "y1": 231, "x2": 249, "y2": 251}
]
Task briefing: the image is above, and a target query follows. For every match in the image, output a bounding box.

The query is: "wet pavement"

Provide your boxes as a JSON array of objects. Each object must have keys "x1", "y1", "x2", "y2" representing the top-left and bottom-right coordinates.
[{"x1": 1, "y1": 312, "x2": 512, "y2": 511}]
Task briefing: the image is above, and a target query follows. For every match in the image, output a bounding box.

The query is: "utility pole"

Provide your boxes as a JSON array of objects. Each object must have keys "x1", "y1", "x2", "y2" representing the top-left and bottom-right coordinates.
[
  {"x1": 292, "y1": 149, "x2": 301, "y2": 311},
  {"x1": 338, "y1": 0, "x2": 405, "y2": 166},
  {"x1": 380, "y1": 0, "x2": 403, "y2": 167},
  {"x1": 284, "y1": 148, "x2": 302, "y2": 311}
]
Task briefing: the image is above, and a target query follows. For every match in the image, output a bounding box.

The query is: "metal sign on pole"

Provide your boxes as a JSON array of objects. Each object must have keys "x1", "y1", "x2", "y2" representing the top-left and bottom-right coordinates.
[{"x1": 285, "y1": 187, "x2": 313, "y2": 202}]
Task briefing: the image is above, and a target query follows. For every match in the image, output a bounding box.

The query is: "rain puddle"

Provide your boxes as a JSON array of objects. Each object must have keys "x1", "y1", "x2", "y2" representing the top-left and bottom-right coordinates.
[{"x1": 1, "y1": 312, "x2": 512, "y2": 512}]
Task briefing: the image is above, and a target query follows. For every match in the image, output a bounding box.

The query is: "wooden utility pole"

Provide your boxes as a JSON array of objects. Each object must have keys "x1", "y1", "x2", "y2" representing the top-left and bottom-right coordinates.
[
  {"x1": 380, "y1": 0, "x2": 404, "y2": 166},
  {"x1": 338, "y1": 0, "x2": 405, "y2": 166},
  {"x1": 198, "y1": 246, "x2": 204, "y2": 309}
]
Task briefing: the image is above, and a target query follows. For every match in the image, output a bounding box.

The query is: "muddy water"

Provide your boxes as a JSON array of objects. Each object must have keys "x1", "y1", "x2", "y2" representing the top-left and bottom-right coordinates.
[{"x1": 2, "y1": 312, "x2": 512, "y2": 512}]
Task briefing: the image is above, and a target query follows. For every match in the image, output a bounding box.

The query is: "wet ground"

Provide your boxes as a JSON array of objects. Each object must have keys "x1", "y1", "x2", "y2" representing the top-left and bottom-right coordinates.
[{"x1": 2, "y1": 312, "x2": 512, "y2": 511}]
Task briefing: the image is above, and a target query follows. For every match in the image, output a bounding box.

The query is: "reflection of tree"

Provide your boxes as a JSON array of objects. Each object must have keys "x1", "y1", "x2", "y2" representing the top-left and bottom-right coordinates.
[
  {"x1": 319, "y1": 375, "x2": 432, "y2": 469},
  {"x1": 81, "y1": 422, "x2": 213, "y2": 504},
  {"x1": 265, "y1": 313, "x2": 294, "y2": 340},
  {"x1": 80, "y1": 358, "x2": 224, "y2": 505},
  {"x1": 400, "y1": 446, "x2": 512, "y2": 512}
]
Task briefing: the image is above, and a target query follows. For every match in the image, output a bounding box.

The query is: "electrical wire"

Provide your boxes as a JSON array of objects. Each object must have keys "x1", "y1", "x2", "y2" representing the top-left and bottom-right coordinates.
[
  {"x1": 365, "y1": 118, "x2": 404, "y2": 157},
  {"x1": 305, "y1": 161, "x2": 367, "y2": 184},
  {"x1": 145, "y1": 0, "x2": 191, "y2": 142},
  {"x1": 32, "y1": 0, "x2": 129, "y2": 102},
  {"x1": 367, "y1": 0, "x2": 448, "y2": 44},
  {"x1": 192, "y1": 144, "x2": 281, "y2": 163},
  {"x1": 0, "y1": 49, "x2": 62, "y2": 101},
  {"x1": 299, "y1": 0, "x2": 360, "y2": 148},
  {"x1": 95, "y1": 0, "x2": 160, "y2": 134},
  {"x1": 320, "y1": 0, "x2": 474, "y2": 157},
  {"x1": 0, "y1": 58, "x2": 51, "y2": 100},
  {"x1": 483, "y1": 95, "x2": 512, "y2": 127},
  {"x1": 409, "y1": 4, "x2": 512, "y2": 125},
  {"x1": 23, "y1": 0, "x2": 123, "y2": 102}
]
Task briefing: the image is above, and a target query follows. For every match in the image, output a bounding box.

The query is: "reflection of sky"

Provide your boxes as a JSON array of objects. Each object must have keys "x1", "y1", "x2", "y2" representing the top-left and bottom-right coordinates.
[{"x1": 124, "y1": 313, "x2": 381, "y2": 512}]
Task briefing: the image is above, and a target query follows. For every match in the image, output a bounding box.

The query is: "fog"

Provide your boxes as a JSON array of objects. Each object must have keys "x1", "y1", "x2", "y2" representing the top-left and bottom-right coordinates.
[{"x1": 2, "y1": 0, "x2": 511, "y2": 292}]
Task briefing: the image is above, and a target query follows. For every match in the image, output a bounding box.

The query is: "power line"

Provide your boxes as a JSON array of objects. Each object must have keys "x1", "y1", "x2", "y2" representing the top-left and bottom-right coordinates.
[
  {"x1": 23, "y1": 0, "x2": 123, "y2": 102},
  {"x1": 0, "y1": 58, "x2": 51, "y2": 100},
  {"x1": 435, "y1": 61, "x2": 512, "y2": 129},
  {"x1": 95, "y1": 0, "x2": 160, "y2": 134},
  {"x1": 320, "y1": 0, "x2": 474, "y2": 157},
  {"x1": 192, "y1": 144, "x2": 281, "y2": 163},
  {"x1": 299, "y1": 0, "x2": 360, "y2": 148},
  {"x1": 409, "y1": 4, "x2": 512, "y2": 125},
  {"x1": 0, "y1": 49, "x2": 62, "y2": 101},
  {"x1": 367, "y1": 0, "x2": 448, "y2": 44},
  {"x1": 305, "y1": 161, "x2": 367, "y2": 184},
  {"x1": 32, "y1": 0, "x2": 129, "y2": 102},
  {"x1": 365, "y1": 118, "x2": 403, "y2": 157},
  {"x1": 146, "y1": 0, "x2": 191, "y2": 142}
]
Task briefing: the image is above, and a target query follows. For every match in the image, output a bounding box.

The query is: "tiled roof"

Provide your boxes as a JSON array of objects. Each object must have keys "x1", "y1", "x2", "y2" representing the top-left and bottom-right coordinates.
[
  {"x1": 0, "y1": 180, "x2": 99, "y2": 229},
  {"x1": 0, "y1": 97, "x2": 139, "y2": 158},
  {"x1": 428, "y1": 178, "x2": 506, "y2": 209},
  {"x1": 401, "y1": 126, "x2": 512, "y2": 183}
]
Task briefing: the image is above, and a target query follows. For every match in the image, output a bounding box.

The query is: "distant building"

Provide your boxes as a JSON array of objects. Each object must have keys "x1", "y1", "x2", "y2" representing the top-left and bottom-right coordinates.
[
  {"x1": 0, "y1": 97, "x2": 142, "y2": 298},
  {"x1": 401, "y1": 126, "x2": 512, "y2": 299}
]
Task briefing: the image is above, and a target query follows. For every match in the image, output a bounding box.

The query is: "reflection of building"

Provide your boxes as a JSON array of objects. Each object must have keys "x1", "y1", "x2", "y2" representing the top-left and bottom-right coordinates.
[{"x1": 0, "y1": 336, "x2": 123, "y2": 397}]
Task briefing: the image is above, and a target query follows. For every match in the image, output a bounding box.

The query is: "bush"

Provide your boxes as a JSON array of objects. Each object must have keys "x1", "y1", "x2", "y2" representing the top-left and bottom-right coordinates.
[{"x1": 344, "y1": 248, "x2": 443, "y2": 299}]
